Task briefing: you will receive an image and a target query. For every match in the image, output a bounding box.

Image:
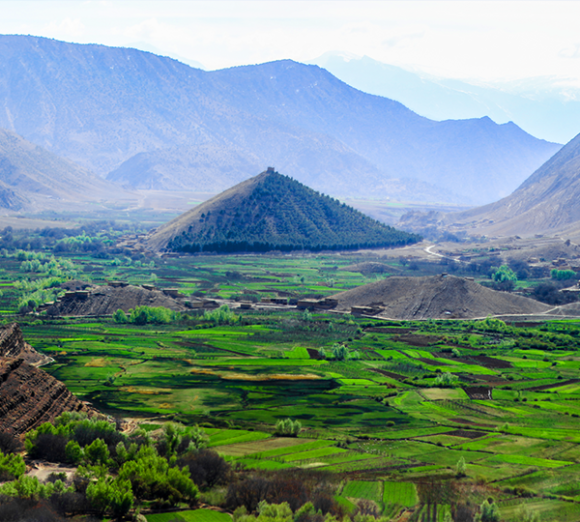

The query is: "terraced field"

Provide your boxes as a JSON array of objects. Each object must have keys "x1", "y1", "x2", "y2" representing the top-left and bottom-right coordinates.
[{"x1": 6, "y1": 250, "x2": 580, "y2": 521}]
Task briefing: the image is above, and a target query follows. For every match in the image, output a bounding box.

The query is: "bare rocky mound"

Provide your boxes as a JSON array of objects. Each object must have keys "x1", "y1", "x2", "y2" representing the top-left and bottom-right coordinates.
[
  {"x1": 0, "y1": 323, "x2": 51, "y2": 366},
  {"x1": 0, "y1": 358, "x2": 94, "y2": 436},
  {"x1": 46, "y1": 283, "x2": 187, "y2": 316},
  {"x1": 330, "y1": 274, "x2": 553, "y2": 319}
]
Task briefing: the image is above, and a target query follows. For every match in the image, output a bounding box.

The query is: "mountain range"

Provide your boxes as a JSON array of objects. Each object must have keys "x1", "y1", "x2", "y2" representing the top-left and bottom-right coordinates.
[
  {"x1": 0, "y1": 127, "x2": 126, "y2": 211},
  {"x1": 0, "y1": 35, "x2": 561, "y2": 206},
  {"x1": 311, "y1": 52, "x2": 580, "y2": 145}
]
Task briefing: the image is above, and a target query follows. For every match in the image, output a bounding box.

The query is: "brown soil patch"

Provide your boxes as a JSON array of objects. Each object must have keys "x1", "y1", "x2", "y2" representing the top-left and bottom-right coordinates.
[
  {"x1": 469, "y1": 374, "x2": 508, "y2": 385},
  {"x1": 451, "y1": 417, "x2": 495, "y2": 428},
  {"x1": 175, "y1": 341, "x2": 247, "y2": 356},
  {"x1": 394, "y1": 334, "x2": 442, "y2": 347},
  {"x1": 444, "y1": 429, "x2": 488, "y2": 439},
  {"x1": 307, "y1": 348, "x2": 324, "y2": 360},
  {"x1": 469, "y1": 355, "x2": 512, "y2": 369},
  {"x1": 416, "y1": 357, "x2": 450, "y2": 366},
  {"x1": 84, "y1": 358, "x2": 108, "y2": 367},
  {"x1": 527, "y1": 378, "x2": 580, "y2": 391},
  {"x1": 189, "y1": 367, "x2": 320, "y2": 381},
  {"x1": 369, "y1": 368, "x2": 405, "y2": 380},
  {"x1": 463, "y1": 386, "x2": 492, "y2": 400}
]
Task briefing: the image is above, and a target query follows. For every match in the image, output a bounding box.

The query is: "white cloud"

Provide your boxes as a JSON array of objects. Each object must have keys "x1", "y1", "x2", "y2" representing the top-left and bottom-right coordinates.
[{"x1": 42, "y1": 18, "x2": 86, "y2": 39}]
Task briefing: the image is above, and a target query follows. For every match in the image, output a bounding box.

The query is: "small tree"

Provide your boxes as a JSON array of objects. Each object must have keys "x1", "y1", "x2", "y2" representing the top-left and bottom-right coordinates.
[
  {"x1": 275, "y1": 418, "x2": 301, "y2": 437},
  {"x1": 112, "y1": 309, "x2": 128, "y2": 323},
  {"x1": 332, "y1": 344, "x2": 349, "y2": 361},
  {"x1": 435, "y1": 372, "x2": 459, "y2": 388},
  {"x1": 456, "y1": 456, "x2": 466, "y2": 477},
  {"x1": 475, "y1": 498, "x2": 500, "y2": 522}
]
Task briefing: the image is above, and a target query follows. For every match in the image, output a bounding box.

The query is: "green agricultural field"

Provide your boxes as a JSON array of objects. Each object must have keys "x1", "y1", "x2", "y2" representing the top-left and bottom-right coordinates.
[
  {"x1": 383, "y1": 481, "x2": 418, "y2": 507},
  {"x1": 146, "y1": 509, "x2": 231, "y2": 522},
  {"x1": 7, "y1": 247, "x2": 580, "y2": 520},
  {"x1": 342, "y1": 481, "x2": 382, "y2": 503}
]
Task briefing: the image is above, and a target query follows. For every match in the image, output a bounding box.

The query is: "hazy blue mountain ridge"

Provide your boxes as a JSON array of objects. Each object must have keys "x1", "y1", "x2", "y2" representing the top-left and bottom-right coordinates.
[
  {"x1": 0, "y1": 35, "x2": 561, "y2": 205},
  {"x1": 311, "y1": 52, "x2": 580, "y2": 144}
]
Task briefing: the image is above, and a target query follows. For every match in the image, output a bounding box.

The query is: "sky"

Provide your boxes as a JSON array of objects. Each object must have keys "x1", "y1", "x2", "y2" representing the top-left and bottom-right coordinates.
[{"x1": 1, "y1": 0, "x2": 580, "y2": 85}]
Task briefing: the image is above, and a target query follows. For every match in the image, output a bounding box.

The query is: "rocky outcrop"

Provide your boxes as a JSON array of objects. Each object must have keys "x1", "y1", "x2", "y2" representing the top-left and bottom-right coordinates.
[
  {"x1": 46, "y1": 283, "x2": 187, "y2": 316},
  {"x1": 330, "y1": 274, "x2": 554, "y2": 320},
  {"x1": 0, "y1": 323, "x2": 51, "y2": 366},
  {"x1": 0, "y1": 358, "x2": 94, "y2": 435}
]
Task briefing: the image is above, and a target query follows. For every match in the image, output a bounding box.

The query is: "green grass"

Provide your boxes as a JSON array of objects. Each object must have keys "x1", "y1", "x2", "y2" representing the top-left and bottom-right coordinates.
[
  {"x1": 342, "y1": 481, "x2": 382, "y2": 503},
  {"x1": 382, "y1": 481, "x2": 418, "y2": 507},
  {"x1": 146, "y1": 509, "x2": 231, "y2": 522}
]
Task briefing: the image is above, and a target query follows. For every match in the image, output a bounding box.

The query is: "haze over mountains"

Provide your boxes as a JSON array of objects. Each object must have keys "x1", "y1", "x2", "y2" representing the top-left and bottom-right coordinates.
[
  {"x1": 0, "y1": 35, "x2": 561, "y2": 206},
  {"x1": 0, "y1": 127, "x2": 126, "y2": 211},
  {"x1": 311, "y1": 52, "x2": 580, "y2": 144},
  {"x1": 398, "y1": 131, "x2": 580, "y2": 238}
]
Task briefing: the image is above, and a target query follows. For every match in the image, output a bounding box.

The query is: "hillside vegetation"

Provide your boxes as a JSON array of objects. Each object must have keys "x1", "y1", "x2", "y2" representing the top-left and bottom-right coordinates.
[{"x1": 147, "y1": 170, "x2": 420, "y2": 253}]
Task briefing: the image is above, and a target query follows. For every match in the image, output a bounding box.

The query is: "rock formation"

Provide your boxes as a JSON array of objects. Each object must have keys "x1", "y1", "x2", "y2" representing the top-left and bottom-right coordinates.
[
  {"x1": 46, "y1": 283, "x2": 187, "y2": 316},
  {"x1": 330, "y1": 274, "x2": 554, "y2": 320},
  {"x1": 0, "y1": 323, "x2": 95, "y2": 435},
  {"x1": 0, "y1": 323, "x2": 51, "y2": 366},
  {"x1": 0, "y1": 358, "x2": 93, "y2": 436}
]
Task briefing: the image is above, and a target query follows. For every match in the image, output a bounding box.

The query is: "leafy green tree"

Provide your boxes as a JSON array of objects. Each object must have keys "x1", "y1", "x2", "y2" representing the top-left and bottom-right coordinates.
[
  {"x1": 113, "y1": 309, "x2": 128, "y2": 323},
  {"x1": 203, "y1": 304, "x2": 238, "y2": 325},
  {"x1": 65, "y1": 440, "x2": 83, "y2": 464},
  {"x1": 275, "y1": 418, "x2": 302, "y2": 437},
  {"x1": 551, "y1": 269, "x2": 577, "y2": 281},
  {"x1": 257, "y1": 500, "x2": 293, "y2": 522},
  {"x1": 456, "y1": 456, "x2": 466, "y2": 477},
  {"x1": 492, "y1": 265, "x2": 517, "y2": 283},
  {"x1": 332, "y1": 344, "x2": 349, "y2": 361},
  {"x1": 85, "y1": 438, "x2": 110, "y2": 466},
  {"x1": 118, "y1": 445, "x2": 199, "y2": 506},
  {"x1": 475, "y1": 498, "x2": 500, "y2": 522},
  {"x1": 435, "y1": 372, "x2": 459, "y2": 388},
  {"x1": 0, "y1": 450, "x2": 26, "y2": 480},
  {"x1": 87, "y1": 476, "x2": 133, "y2": 517}
]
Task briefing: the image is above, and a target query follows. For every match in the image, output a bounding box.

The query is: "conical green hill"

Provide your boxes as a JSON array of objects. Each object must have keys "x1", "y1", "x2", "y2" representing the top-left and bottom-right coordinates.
[{"x1": 146, "y1": 169, "x2": 421, "y2": 253}]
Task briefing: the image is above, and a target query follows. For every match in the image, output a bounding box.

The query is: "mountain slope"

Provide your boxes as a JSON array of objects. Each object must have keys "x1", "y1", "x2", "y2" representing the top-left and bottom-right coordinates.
[
  {"x1": 145, "y1": 169, "x2": 421, "y2": 253},
  {"x1": 0, "y1": 35, "x2": 560, "y2": 205},
  {"x1": 401, "y1": 132, "x2": 580, "y2": 237},
  {"x1": 0, "y1": 127, "x2": 128, "y2": 210},
  {"x1": 310, "y1": 53, "x2": 580, "y2": 145},
  {"x1": 331, "y1": 274, "x2": 552, "y2": 320}
]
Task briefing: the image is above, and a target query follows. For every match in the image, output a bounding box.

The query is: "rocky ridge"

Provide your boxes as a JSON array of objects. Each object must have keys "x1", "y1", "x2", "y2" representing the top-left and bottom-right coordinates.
[
  {"x1": 0, "y1": 323, "x2": 95, "y2": 435},
  {"x1": 0, "y1": 322, "x2": 51, "y2": 366}
]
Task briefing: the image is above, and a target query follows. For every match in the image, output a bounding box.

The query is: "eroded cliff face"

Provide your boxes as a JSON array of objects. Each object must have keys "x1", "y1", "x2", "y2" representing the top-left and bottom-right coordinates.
[
  {"x1": 0, "y1": 358, "x2": 93, "y2": 436},
  {"x1": 0, "y1": 323, "x2": 51, "y2": 366},
  {"x1": 0, "y1": 323, "x2": 95, "y2": 435}
]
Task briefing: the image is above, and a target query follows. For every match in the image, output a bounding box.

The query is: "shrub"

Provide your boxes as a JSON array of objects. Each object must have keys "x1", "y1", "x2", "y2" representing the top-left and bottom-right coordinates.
[
  {"x1": 177, "y1": 449, "x2": 231, "y2": 489},
  {"x1": 0, "y1": 450, "x2": 26, "y2": 481},
  {"x1": 275, "y1": 418, "x2": 302, "y2": 437}
]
